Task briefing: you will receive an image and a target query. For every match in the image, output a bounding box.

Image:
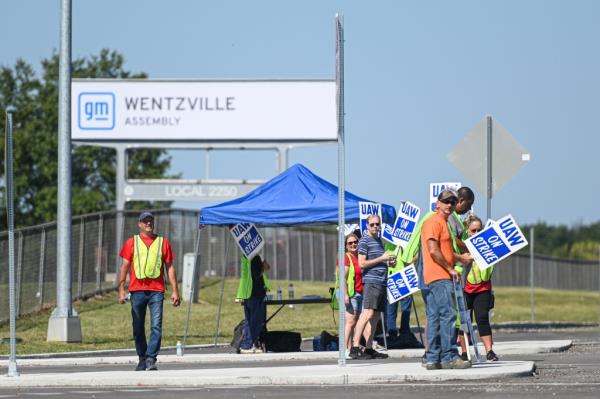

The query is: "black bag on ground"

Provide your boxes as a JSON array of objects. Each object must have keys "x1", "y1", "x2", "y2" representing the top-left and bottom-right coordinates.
[
  {"x1": 262, "y1": 331, "x2": 302, "y2": 352},
  {"x1": 319, "y1": 330, "x2": 339, "y2": 351},
  {"x1": 231, "y1": 319, "x2": 247, "y2": 353}
]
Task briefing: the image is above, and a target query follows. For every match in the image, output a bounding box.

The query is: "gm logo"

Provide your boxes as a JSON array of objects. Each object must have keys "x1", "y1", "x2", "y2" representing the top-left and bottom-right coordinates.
[{"x1": 78, "y1": 92, "x2": 115, "y2": 130}]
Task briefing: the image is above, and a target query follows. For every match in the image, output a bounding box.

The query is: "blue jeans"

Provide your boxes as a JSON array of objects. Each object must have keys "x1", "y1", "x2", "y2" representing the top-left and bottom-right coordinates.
[
  {"x1": 130, "y1": 291, "x2": 164, "y2": 360},
  {"x1": 241, "y1": 296, "x2": 266, "y2": 350},
  {"x1": 385, "y1": 295, "x2": 412, "y2": 336},
  {"x1": 345, "y1": 293, "x2": 363, "y2": 315},
  {"x1": 425, "y1": 279, "x2": 459, "y2": 364}
]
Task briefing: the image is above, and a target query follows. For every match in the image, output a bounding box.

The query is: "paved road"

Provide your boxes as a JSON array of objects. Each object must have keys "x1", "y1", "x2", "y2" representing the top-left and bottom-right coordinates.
[{"x1": 0, "y1": 329, "x2": 598, "y2": 398}]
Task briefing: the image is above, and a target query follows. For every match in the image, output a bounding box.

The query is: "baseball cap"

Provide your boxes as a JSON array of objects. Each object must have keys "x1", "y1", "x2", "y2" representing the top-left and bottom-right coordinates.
[
  {"x1": 437, "y1": 188, "x2": 458, "y2": 201},
  {"x1": 138, "y1": 211, "x2": 154, "y2": 221}
]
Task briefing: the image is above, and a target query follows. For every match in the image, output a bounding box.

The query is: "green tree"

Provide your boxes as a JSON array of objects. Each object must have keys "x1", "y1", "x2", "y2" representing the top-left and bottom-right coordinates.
[{"x1": 0, "y1": 49, "x2": 173, "y2": 229}]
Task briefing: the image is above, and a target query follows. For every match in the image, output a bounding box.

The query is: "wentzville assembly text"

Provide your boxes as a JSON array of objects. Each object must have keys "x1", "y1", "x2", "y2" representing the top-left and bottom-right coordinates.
[{"x1": 123, "y1": 96, "x2": 235, "y2": 126}]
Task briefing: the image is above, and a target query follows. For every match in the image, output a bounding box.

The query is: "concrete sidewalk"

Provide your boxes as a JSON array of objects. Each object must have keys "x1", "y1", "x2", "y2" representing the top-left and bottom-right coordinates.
[
  {"x1": 0, "y1": 339, "x2": 569, "y2": 387},
  {"x1": 0, "y1": 361, "x2": 536, "y2": 387},
  {"x1": 0, "y1": 339, "x2": 571, "y2": 367}
]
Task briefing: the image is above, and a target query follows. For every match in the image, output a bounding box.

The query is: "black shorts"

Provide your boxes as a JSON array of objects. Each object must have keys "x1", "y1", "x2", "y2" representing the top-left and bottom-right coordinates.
[{"x1": 362, "y1": 283, "x2": 386, "y2": 312}]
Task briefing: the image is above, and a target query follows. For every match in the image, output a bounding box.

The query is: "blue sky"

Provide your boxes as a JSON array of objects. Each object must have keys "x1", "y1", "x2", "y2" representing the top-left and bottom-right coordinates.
[{"x1": 2, "y1": 0, "x2": 599, "y2": 226}]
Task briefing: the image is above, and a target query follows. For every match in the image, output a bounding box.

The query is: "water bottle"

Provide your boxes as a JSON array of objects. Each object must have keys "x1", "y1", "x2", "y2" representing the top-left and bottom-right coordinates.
[
  {"x1": 176, "y1": 340, "x2": 183, "y2": 357},
  {"x1": 276, "y1": 287, "x2": 283, "y2": 301},
  {"x1": 288, "y1": 283, "x2": 295, "y2": 308}
]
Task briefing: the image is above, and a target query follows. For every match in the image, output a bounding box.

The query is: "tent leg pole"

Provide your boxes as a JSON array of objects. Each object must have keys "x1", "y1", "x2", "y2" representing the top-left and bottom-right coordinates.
[
  {"x1": 182, "y1": 227, "x2": 202, "y2": 354},
  {"x1": 412, "y1": 297, "x2": 424, "y2": 347},
  {"x1": 214, "y1": 230, "x2": 230, "y2": 347},
  {"x1": 380, "y1": 312, "x2": 388, "y2": 350}
]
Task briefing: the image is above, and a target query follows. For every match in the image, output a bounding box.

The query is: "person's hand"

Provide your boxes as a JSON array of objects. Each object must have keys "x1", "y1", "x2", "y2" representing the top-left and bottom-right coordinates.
[
  {"x1": 449, "y1": 269, "x2": 461, "y2": 283},
  {"x1": 262, "y1": 260, "x2": 271, "y2": 271},
  {"x1": 171, "y1": 291, "x2": 181, "y2": 307},
  {"x1": 118, "y1": 289, "x2": 127, "y2": 305},
  {"x1": 458, "y1": 253, "x2": 473, "y2": 264},
  {"x1": 344, "y1": 295, "x2": 350, "y2": 305}
]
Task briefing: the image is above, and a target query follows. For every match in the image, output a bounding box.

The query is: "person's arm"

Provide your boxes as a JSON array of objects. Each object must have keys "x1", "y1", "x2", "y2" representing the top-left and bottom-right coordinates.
[
  {"x1": 117, "y1": 259, "x2": 130, "y2": 304},
  {"x1": 426, "y1": 238, "x2": 459, "y2": 282},
  {"x1": 166, "y1": 263, "x2": 181, "y2": 307},
  {"x1": 456, "y1": 238, "x2": 469, "y2": 253},
  {"x1": 358, "y1": 252, "x2": 394, "y2": 269}
]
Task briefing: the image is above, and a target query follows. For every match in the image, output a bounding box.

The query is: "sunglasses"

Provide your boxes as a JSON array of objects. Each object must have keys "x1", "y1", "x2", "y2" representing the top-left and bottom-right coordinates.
[
  {"x1": 469, "y1": 228, "x2": 482, "y2": 233},
  {"x1": 439, "y1": 198, "x2": 457, "y2": 206},
  {"x1": 369, "y1": 223, "x2": 381, "y2": 227},
  {"x1": 346, "y1": 241, "x2": 358, "y2": 246},
  {"x1": 140, "y1": 220, "x2": 154, "y2": 225}
]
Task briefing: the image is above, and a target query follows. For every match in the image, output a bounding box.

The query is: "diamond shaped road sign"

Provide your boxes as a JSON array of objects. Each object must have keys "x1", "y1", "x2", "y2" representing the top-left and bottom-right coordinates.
[{"x1": 447, "y1": 116, "x2": 530, "y2": 197}]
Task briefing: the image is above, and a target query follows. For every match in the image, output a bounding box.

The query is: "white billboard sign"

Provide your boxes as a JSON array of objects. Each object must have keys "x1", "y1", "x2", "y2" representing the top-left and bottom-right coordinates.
[{"x1": 71, "y1": 80, "x2": 337, "y2": 141}]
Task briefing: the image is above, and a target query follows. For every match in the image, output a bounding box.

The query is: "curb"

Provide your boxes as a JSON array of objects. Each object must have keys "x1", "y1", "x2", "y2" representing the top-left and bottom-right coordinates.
[{"x1": 0, "y1": 361, "x2": 536, "y2": 387}]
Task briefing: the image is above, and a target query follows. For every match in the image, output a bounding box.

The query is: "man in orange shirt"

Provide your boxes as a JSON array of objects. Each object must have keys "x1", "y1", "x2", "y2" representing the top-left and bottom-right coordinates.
[
  {"x1": 421, "y1": 189, "x2": 472, "y2": 370},
  {"x1": 118, "y1": 212, "x2": 181, "y2": 371}
]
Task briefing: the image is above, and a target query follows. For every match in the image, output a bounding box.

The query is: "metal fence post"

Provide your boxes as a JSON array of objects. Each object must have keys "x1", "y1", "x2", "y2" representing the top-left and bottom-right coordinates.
[
  {"x1": 530, "y1": 227, "x2": 535, "y2": 322},
  {"x1": 321, "y1": 231, "x2": 327, "y2": 281},
  {"x1": 16, "y1": 231, "x2": 23, "y2": 317},
  {"x1": 285, "y1": 229, "x2": 291, "y2": 280},
  {"x1": 95, "y1": 214, "x2": 104, "y2": 292},
  {"x1": 37, "y1": 228, "x2": 47, "y2": 311},
  {"x1": 77, "y1": 218, "x2": 85, "y2": 299},
  {"x1": 272, "y1": 228, "x2": 278, "y2": 280},
  {"x1": 298, "y1": 231, "x2": 303, "y2": 281},
  {"x1": 309, "y1": 231, "x2": 315, "y2": 281}
]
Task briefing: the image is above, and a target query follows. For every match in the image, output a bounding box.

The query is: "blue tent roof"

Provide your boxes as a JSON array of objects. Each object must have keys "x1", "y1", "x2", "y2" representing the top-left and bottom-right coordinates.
[{"x1": 199, "y1": 164, "x2": 396, "y2": 226}]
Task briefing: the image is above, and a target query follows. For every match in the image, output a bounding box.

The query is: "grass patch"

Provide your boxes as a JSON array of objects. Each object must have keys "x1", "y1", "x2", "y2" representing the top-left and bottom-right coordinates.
[{"x1": 1, "y1": 279, "x2": 598, "y2": 355}]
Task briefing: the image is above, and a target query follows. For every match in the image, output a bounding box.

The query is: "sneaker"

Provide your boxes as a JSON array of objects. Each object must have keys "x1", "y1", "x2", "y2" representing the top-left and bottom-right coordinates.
[
  {"x1": 460, "y1": 352, "x2": 469, "y2": 361},
  {"x1": 441, "y1": 357, "x2": 471, "y2": 369},
  {"x1": 145, "y1": 357, "x2": 158, "y2": 371},
  {"x1": 135, "y1": 357, "x2": 146, "y2": 371},
  {"x1": 253, "y1": 345, "x2": 264, "y2": 354},
  {"x1": 239, "y1": 347, "x2": 256, "y2": 354},
  {"x1": 364, "y1": 348, "x2": 389, "y2": 359},
  {"x1": 421, "y1": 353, "x2": 427, "y2": 365},
  {"x1": 486, "y1": 350, "x2": 499, "y2": 362},
  {"x1": 422, "y1": 362, "x2": 442, "y2": 370},
  {"x1": 348, "y1": 346, "x2": 361, "y2": 360}
]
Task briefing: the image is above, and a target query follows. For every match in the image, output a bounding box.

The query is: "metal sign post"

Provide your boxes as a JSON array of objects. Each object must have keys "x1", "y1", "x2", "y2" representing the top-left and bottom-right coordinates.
[
  {"x1": 47, "y1": 0, "x2": 82, "y2": 342},
  {"x1": 5, "y1": 107, "x2": 19, "y2": 377},
  {"x1": 335, "y1": 13, "x2": 346, "y2": 367},
  {"x1": 530, "y1": 227, "x2": 535, "y2": 322}
]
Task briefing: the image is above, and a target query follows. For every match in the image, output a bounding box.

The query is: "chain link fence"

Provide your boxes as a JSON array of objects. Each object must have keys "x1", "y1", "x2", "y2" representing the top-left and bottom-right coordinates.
[
  {"x1": 1, "y1": 208, "x2": 598, "y2": 324},
  {"x1": 0, "y1": 209, "x2": 340, "y2": 325}
]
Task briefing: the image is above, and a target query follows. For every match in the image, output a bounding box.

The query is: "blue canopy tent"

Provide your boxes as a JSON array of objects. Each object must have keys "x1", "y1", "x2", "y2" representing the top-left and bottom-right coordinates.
[
  {"x1": 192, "y1": 163, "x2": 398, "y2": 353},
  {"x1": 199, "y1": 163, "x2": 396, "y2": 226}
]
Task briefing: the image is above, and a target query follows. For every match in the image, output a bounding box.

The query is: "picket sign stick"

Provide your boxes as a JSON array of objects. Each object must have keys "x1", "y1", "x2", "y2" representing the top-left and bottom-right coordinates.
[
  {"x1": 453, "y1": 280, "x2": 482, "y2": 363},
  {"x1": 380, "y1": 313, "x2": 388, "y2": 350},
  {"x1": 463, "y1": 331, "x2": 471, "y2": 361}
]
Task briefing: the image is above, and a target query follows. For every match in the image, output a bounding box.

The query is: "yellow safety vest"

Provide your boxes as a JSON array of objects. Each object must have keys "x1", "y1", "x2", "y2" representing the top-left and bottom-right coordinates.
[
  {"x1": 133, "y1": 235, "x2": 163, "y2": 279},
  {"x1": 335, "y1": 253, "x2": 357, "y2": 298},
  {"x1": 467, "y1": 261, "x2": 494, "y2": 285},
  {"x1": 236, "y1": 256, "x2": 271, "y2": 300}
]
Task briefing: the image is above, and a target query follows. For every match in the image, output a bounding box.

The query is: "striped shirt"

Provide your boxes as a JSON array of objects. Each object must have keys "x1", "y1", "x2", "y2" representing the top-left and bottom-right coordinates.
[{"x1": 357, "y1": 235, "x2": 387, "y2": 285}]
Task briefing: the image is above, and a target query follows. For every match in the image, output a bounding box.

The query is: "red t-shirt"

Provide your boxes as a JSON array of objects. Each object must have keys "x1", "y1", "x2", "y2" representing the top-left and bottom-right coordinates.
[
  {"x1": 119, "y1": 234, "x2": 175, "y2": 292},
  {"x1": 337, "y1": 253, "x2": 363, "y2": 295},
  {"x1": 464, "y1": 280, "x2": 492, "y2": 294}
]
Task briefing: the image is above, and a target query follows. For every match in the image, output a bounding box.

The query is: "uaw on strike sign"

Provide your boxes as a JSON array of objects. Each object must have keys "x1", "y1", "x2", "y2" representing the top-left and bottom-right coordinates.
[
  {"x1": 382, "y1": 201, "x2": 421, "y2": 248},
  {"x1": 230, "y1": 223, "x2": 264, "y2": 260},
  {"x1": 387, "y1": 265, "x2": 420, "y2": 304},
  {"x1": 465, "y1": 214, "x2": 528, "y2": 270}
]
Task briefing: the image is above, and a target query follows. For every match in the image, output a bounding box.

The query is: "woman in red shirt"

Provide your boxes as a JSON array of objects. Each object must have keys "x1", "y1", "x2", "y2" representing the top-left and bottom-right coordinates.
[{"x1": 338, "y1": 233, "x2": 363, "y2": 356}]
